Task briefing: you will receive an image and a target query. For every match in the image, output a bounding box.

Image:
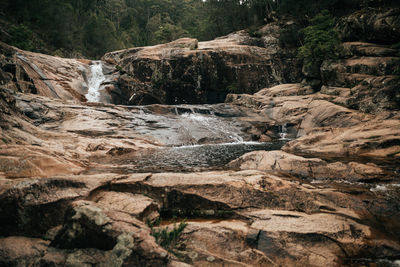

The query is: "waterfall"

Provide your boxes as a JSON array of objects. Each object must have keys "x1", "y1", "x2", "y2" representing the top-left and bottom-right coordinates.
[
  {"x1": 86, "y1": 61, "x2": 105, "y2": 102},
  {"x1": 279, "y1": 123, "x2": 288, "y2": 140}
]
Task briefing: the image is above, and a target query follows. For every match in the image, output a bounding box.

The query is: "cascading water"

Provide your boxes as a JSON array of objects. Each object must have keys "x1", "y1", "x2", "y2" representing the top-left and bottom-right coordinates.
[
  {"x1": 131, "y1": 106, "x2": 246, "y2": 146},
  {"x1": 86, "y1": 61, "x2": 105, "y2": 102},
  {"x1": 279, "y1": 123, "x2": 288, "y2": 140},
  {"x1": 121, "y1": 105, "x2": 287, "y2": 172},
  {"x1": 179, "y1": 112, "x2": 244, "y2": 144}
]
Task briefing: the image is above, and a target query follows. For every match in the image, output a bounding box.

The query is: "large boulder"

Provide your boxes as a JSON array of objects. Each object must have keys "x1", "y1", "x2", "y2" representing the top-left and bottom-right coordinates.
[
  {"x1": 51, "y1": 200, "x2": 170, "y2": 266},
  {"x1": 103, "y1": 23, "x2": 302, "y2": 105}
]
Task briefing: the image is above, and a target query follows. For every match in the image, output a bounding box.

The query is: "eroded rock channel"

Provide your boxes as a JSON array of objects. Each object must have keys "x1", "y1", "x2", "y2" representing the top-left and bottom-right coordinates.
[{"x1": 1, "y1": 8, "x2": 400, "y2": 266}]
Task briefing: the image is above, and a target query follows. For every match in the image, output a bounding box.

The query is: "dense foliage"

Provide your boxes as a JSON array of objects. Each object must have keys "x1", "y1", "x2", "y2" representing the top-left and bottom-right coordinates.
[
  {"x1": 298, "y1": 10, "x2": 340, "y2": 71},
  {"x1": 0, "y1": 0, "x2": 395, "y2": 58}
]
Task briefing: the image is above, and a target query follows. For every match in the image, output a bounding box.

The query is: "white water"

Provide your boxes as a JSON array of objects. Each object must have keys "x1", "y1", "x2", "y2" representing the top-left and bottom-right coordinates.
[
  {"x1": 370, "y1": 183, "x2": 400, "y2": 193},
  {"x1": 86, "y1": 61, "x2": 105, "y2": 102},
  {"x1": 126, "y1": 104, "x2": 287, "y2": 171},
  {"x1": 279, "y1": 123, "x2": 288, "y2": 140},
  {"x1": 180, "y1": 113, "x2": 244, "y2": 143},
  {"x1": 131, "y1": 107, "x2": 247, "y2": 146}
]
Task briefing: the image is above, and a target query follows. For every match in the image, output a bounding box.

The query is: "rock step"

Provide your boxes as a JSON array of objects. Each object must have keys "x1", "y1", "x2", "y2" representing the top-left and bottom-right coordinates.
[
  {"x1": 322, "y1": 56, "x2": 399, "y2": 84},
  {"x1": 342, "y1": 42, "x2": 399, "y2": 58}
]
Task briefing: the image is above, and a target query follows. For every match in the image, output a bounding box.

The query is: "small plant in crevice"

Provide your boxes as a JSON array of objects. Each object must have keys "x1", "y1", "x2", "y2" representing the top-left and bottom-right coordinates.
[
  {"x1": 115, "y1": 65, "x2": 124, "y2": 73},
  {"x1": 146, "y1": 217, "x2": 161, "y2": 228},
  {"x1": 148, "y1": 218, "x2": 188, "y2": 252},
  {"x1": 226, "y1": 82, "x2": 240, "y2": 93}
]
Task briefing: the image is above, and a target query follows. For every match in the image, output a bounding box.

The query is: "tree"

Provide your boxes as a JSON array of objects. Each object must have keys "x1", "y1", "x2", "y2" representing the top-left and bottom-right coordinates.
[{"x1": 298, "y1": 10, "x2": 340, "y2": 76}]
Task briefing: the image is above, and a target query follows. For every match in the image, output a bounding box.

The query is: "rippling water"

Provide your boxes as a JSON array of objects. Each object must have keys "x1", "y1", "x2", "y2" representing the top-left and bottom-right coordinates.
[
  {"x1": 125, "y1": 141, "x2": 285, "y2": 173},
  {"x1": 130, "y1": 107, "x2": 249, "y2": 146}
]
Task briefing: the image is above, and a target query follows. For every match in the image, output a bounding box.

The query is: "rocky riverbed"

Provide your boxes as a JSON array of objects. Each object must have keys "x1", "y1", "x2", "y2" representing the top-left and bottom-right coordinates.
[{"x1": 1, "y1": 7, "x2": 400, "y2": 267}]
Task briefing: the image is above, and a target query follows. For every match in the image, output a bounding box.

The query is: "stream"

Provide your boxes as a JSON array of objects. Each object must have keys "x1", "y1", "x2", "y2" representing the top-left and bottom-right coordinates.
[
  {"x1": 100, "y1": 105, "x2": 287, "y2": 173},
  {"x1": 124, "y1": 141, "x2": 285, "y2": 173},
  {"x1": 84, "y1": 62, "x2": 289, "y2": 172}
]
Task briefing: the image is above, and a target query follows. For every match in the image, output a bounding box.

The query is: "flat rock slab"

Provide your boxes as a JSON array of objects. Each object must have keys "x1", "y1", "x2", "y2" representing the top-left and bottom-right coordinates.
[
  {"x1": 90, "y1": 191, "x2": 160, "y2": 220},
  {"x1": 230, "y1": 150, "x2": 385, "y2": 181}
]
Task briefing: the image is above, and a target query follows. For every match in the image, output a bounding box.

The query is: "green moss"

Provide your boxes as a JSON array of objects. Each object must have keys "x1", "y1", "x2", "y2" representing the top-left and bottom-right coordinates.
[{"x1": 115, "y1": 65, "x2": 124, "y2": 73}]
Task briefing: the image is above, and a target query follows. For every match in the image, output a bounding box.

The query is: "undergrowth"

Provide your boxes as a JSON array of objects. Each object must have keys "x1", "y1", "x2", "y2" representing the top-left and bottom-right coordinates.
[{"x1": 147, "y1": 218, "x2": 188, "y2": 252}]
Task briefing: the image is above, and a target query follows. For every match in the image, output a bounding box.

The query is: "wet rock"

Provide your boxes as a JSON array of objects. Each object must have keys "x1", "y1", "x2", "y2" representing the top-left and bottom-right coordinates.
[{"x1": 227, "y1": 83, "x2": 400, "y2": 160}]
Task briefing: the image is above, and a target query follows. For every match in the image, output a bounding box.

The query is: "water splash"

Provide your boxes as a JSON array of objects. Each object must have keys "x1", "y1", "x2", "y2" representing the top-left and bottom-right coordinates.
[
  {"x1": 180, "y1": 112, "x2": 244, "y2": 143},
  {"x1": 86, "y1": 61, "x2": 105, "y2": 102},
  {"x1": 131, "y1": 105, "x2": 247, "y2": 146},
  {"x1": 279, "y1": 123, "x2": 288, "y2": 140}
]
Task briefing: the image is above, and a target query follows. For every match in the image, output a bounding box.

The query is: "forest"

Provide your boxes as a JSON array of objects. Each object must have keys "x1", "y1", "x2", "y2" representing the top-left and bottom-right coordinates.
[{"x1": 0, "y1": 0, "x2": 397, "y2": 58}]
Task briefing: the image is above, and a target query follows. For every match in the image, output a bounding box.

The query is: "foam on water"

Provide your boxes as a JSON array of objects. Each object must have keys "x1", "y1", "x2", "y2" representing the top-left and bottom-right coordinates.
[
  {"x1": 180, "y1": 112, "x2": 244, "y2": 143},
  {"x1": 86, "y1": 61, "x2": 105, "y2": 103}
]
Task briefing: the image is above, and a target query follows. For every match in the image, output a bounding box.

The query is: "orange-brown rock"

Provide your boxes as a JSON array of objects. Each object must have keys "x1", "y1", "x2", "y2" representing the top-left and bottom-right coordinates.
[
  {"x1": 230, "y1": 150, "x2": 385, "y2": 181},
  {"x1": 102, "y1": 23, "x2": 302, "y2": 105},
  {"x1": 1, "y1": 10, "x2": 400, "y2": 266}
]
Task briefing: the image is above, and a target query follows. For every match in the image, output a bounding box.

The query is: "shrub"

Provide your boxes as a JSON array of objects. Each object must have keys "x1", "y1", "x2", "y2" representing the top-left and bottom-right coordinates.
[
  {"x1": 298, "y1": 10, "x2": 341, "y2": 73},
  {"x1": 149, "y1": 219, "x2": 187, "y2": 251},
  {"x1": 226, "y1": 82, "x2": 240, "y2": 93},
  {"x1": 8, "y1": 24, "x2": 35, "y2": 51}
]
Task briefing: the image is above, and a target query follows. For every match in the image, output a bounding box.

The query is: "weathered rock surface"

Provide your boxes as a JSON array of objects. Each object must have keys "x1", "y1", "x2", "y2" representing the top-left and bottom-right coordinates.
[
  {"x1": 52, "y1": 200, "x2": 170, "y2": 266},
  {"x1": 321, "y1": 41, "x2": 400, "y2": 113},
  {"x1": 337, "y1": 8, "x2": 400, "y2": 44},
  {"x1": 102, "y1": 22, "x2": 302, "y2": 105},
  {"x1": 0, "y1": 89, "x2": 159, "y2": 178},
  {"x1": 227, "y1": 60, "x2": 400, "y2": 159},
  {"x1": 1, "y1": 169, "x2": 399, "y2": 266},
  {"x1": 0, "y1": 41, "x2": 89, "y2": 101},
  {"x1": 230, "y1": 150, "x2": 385, "y2": 182},
  {"x1": 1, "y1": 8, "x2": 400, "y2": 266},
  {"x1": 0, "y1": 41, "x2": 119, "y2": 104}
]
